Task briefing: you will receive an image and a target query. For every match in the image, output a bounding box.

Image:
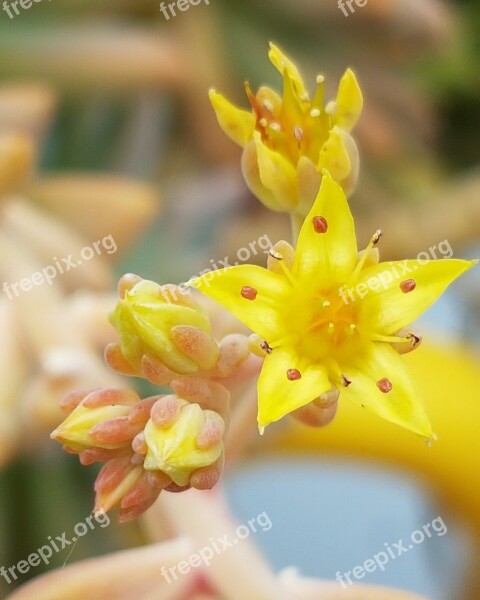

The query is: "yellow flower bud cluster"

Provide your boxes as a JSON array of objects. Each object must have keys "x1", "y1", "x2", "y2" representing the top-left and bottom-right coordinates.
[{"x1": 51, "y1": 274, "x2": 257, "y2": 521}]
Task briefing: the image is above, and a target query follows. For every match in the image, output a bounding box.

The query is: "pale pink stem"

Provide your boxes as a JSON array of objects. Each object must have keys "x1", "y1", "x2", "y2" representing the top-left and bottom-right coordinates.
[{"x1": 156, "y1": 488, "x2": 288, "y2": 600}]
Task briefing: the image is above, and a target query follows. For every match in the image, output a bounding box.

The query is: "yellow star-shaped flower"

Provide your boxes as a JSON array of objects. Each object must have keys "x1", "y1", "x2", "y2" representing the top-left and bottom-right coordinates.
[
  {"x1": 209, "y1": 43, "x2": 363, "y2": 216},
  {"x1": 193, "y1": 172, "x2": 476, "y2": 437}
]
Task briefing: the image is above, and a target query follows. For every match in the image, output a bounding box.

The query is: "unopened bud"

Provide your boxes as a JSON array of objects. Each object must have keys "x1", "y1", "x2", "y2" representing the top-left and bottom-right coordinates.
[
  {"x1": 109, "y1": 277, "x2": 213, "y2": 374},
  {"x1": 143, "y1": 400, "x2": 224, "y2": 487},
  {"x1": 50, "y1": 389, "x2": 140, "y2": 452}
]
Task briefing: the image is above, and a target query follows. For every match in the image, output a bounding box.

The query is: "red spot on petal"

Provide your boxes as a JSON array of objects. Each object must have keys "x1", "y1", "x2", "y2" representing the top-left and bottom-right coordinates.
[
  {"x1": 400, "y1": 279, "x2": 416, "y2": 293},
  {"x1": 241, "y1": 286, "x2": 257, "y2": 300},
  {"x1": 377, "y1": 378, "x2": 393, "y2": 393},
  {"x1": 312, "y1": 216, "x2": 328, "y2": 233},
  {"x1": 341, "y1": 374, "x2": 352, "y2": 387},
  {"x1": 287, "y1": 368, "x2": 302, "y2": 381}
]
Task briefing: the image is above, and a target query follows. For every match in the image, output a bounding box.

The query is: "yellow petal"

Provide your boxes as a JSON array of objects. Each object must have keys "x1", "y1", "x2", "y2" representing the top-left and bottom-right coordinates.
[
  {"x1": 241, "y1": 139, "x2": 286, "y2": 212},
  {"x1": 257, "y1": 346, "x2": 330, "y2": 429},
  {"x1": 192, "y1": 264, "x2": 290, "y2": 341},
  {"x1": 209, "y1": 89, "x2": 255, "y2": 147},
  {"x1": 268, "y1": 42, "x2": 307, "y2": 101},
  {"x1": 253, "y1": 131, "x2": 298, "y2": 211},
  {"x1": 332, "y1": 68, "x2": 363, "y2": 131},
  {"x1": 255, "y1": 85, "x2": 283, "y2": 118},
  {"x1": 280, "y1": 69, "x2": 305, "y2": 128},
  {"x1": 317, "y1": 126, "x2": 352, "y2": 182},
  {"x1": 358, "y1": 259, "x2": 477, "y2": 335},
  {"x1": 293, "y1": 171, "x2": 357, "y2": 285},
  {"x1": 339, "y1": 342, "x2": 433, "y2": 438}
]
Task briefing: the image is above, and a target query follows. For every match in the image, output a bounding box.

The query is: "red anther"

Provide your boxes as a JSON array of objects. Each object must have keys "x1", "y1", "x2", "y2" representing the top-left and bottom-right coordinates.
[
  {"x1": 287, "y1": 368, "x2": 302, "y2": 381},
  {"x1": 312, "y1": 216, "x2": 328, "y2": 233},
  {"x1": 400, "y1": 279, "x2": 416, "y2": 293},
  {"x1": 241, "y1": 286, "x2": 258, "y2": 300},
  {"x1": 377, "y1": 378, "x2": 393, "y2": 393}
]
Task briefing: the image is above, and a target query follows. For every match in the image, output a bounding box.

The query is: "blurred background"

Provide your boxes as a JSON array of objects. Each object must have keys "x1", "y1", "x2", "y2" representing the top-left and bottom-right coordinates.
[{"x1": 0, "y1": 0, "x2": 479, "y2": 599}]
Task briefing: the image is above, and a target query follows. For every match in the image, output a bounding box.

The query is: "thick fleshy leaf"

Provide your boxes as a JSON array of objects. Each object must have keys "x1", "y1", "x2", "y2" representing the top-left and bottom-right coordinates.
[
  {"x1": 293, "y1": 171, "x2": 357, "y2": 284},
  {"x1": 357, "y1": 258, "x2": 477, "y2": 335},
  {"x1": 254, "y1": 132, "x2": 298, "y2": 210},
  {"x1": 209, "y1": 89, "x2": 255, "y2": 147},
  {"x1": 191, "y1": 264, "x2": 290, "y2": 341},
  {"x1": 332, "y1": 68, "x2": 363, "y2": 131},
  {"x1": 268, "y1": 42, "x2": 307, "y2": 101},
  {"x1": 257, "y1": 345, "x2": 330, "y2": 429},
  {"x1": 339, "y1": 342, "x2": 433, "y2": 438}
]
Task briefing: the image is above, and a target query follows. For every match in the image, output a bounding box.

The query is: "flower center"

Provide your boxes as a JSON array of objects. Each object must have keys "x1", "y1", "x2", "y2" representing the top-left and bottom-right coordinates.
[
  {"x1": 280, "y1": 287, "x2": 363, "y2": 364},
  {"x1": 244, "y1": 82, "x2": 328, "y2": 166}
]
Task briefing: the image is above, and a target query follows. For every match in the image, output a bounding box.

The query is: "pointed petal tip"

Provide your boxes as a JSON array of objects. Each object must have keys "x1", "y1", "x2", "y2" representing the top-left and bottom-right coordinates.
[{"x1": 419, "y1": 423, "x2": 436, "y2": 441}]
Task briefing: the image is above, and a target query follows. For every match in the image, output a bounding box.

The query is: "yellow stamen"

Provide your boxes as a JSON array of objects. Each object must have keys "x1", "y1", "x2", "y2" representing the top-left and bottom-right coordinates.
[
  {"x1": 351, "y1": 230, "x2": 382, "y2": 281},
  {"x1": 371, "y1": 333, "x2": 411, "y2": 344}
]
